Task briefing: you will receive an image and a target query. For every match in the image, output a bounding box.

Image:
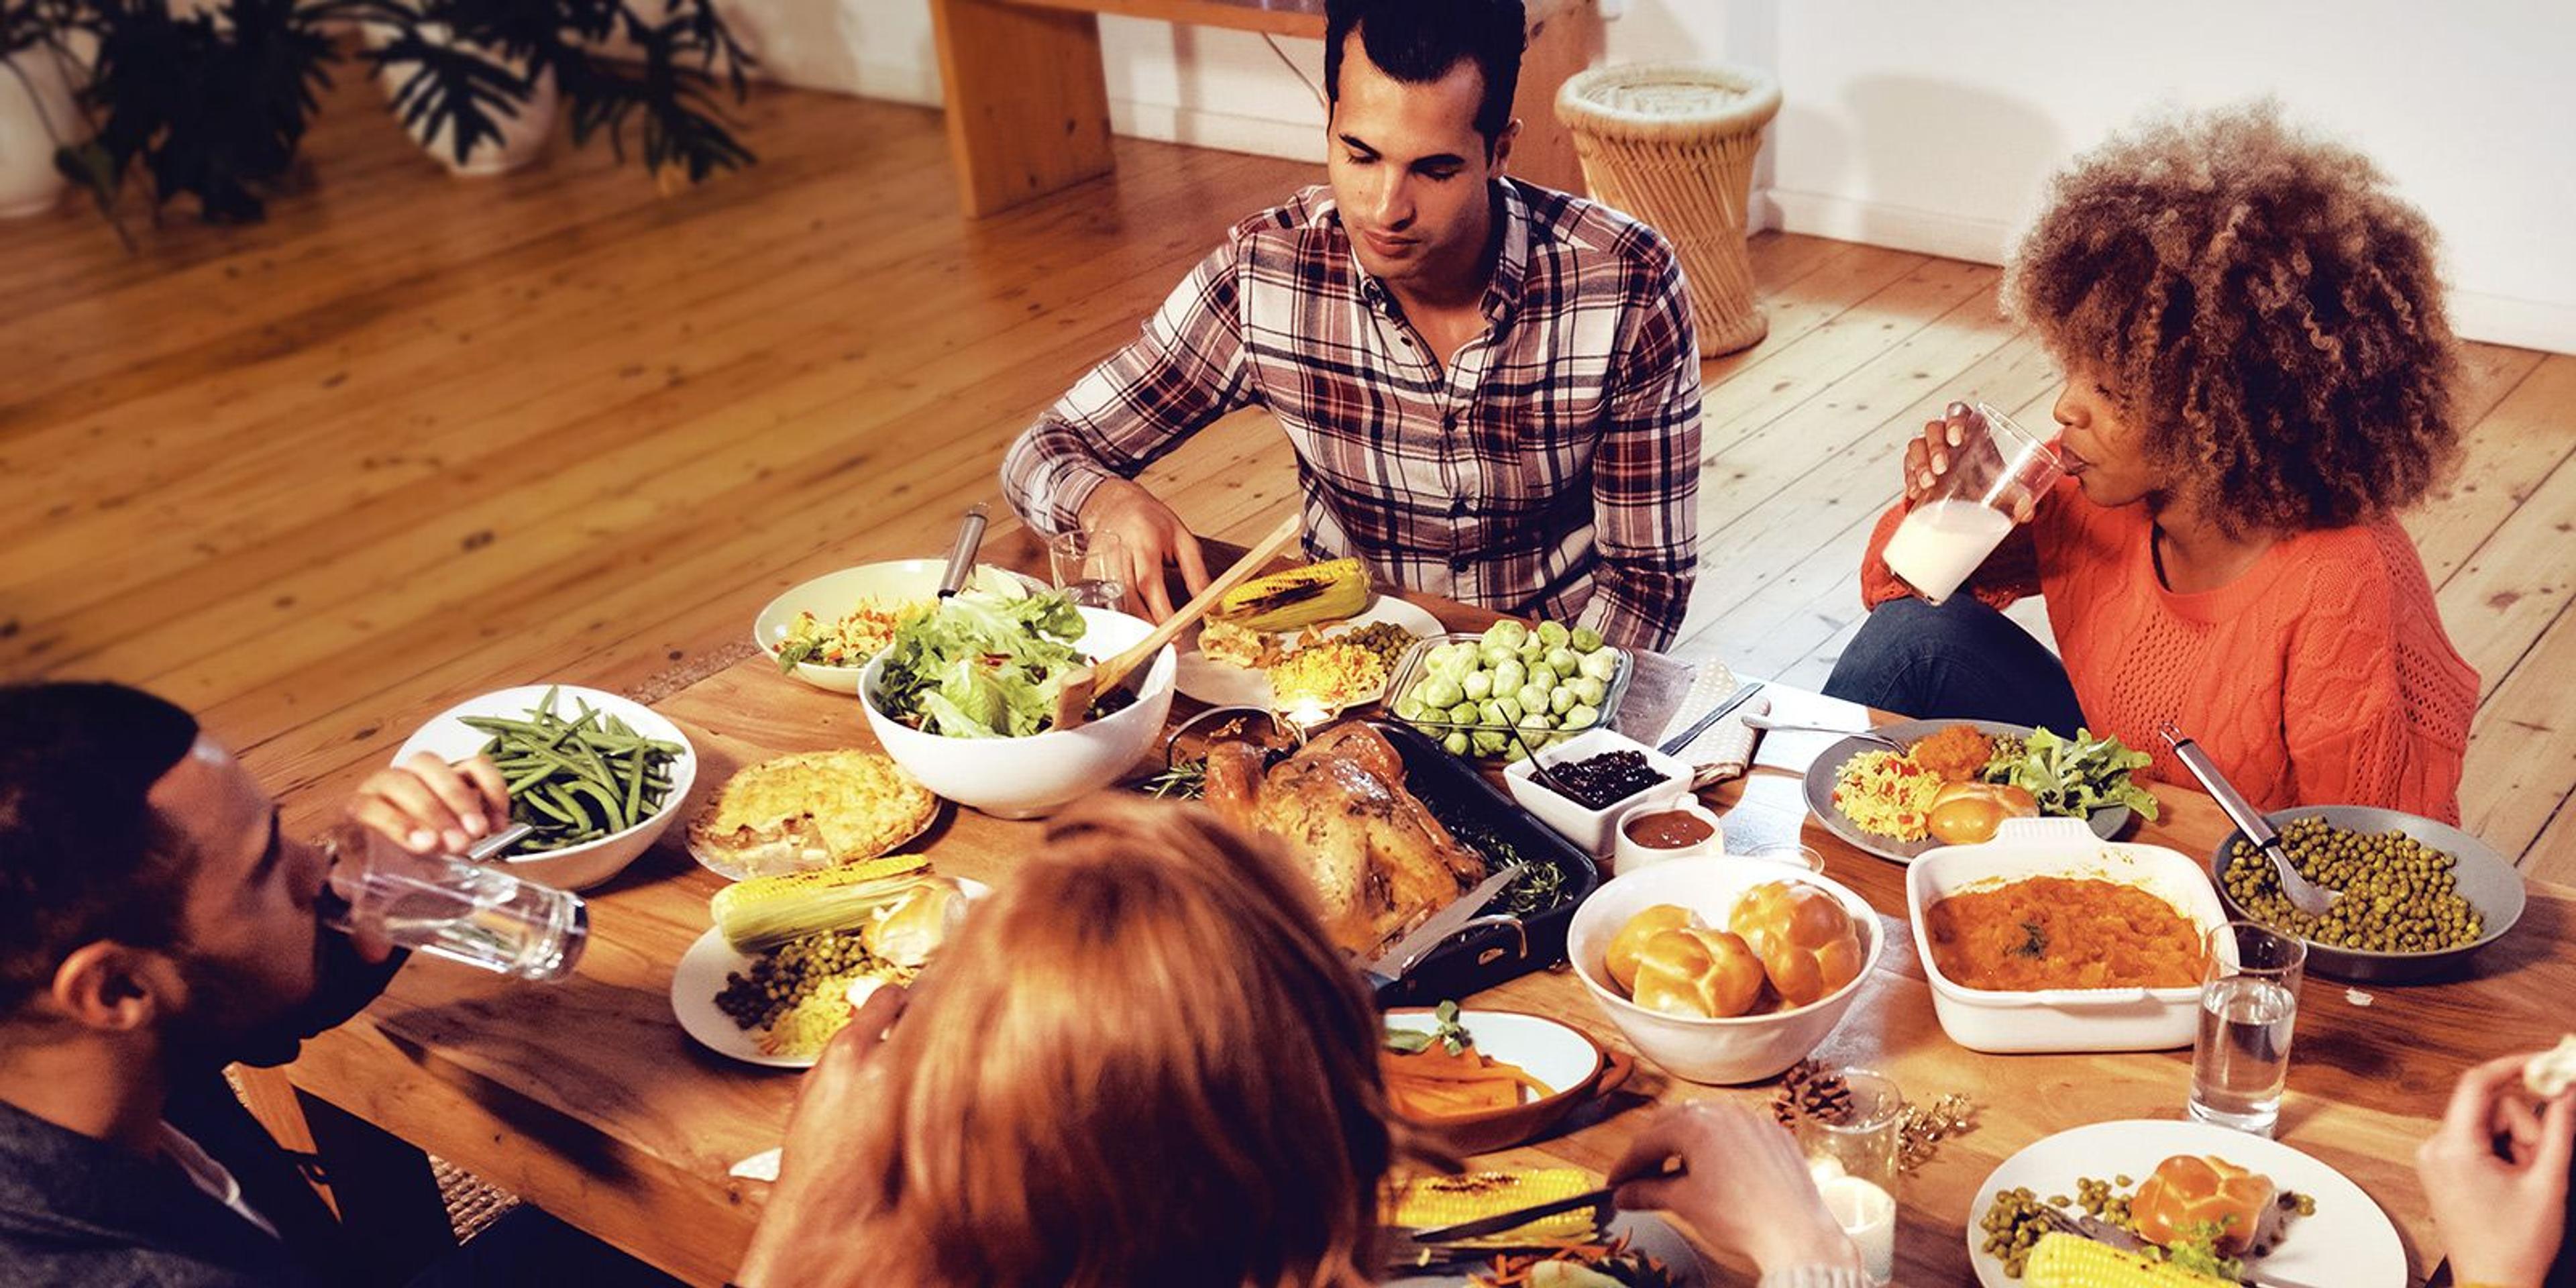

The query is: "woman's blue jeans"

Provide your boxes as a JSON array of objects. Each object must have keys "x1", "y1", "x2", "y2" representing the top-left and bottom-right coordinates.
[{"x1": 1822, "y1": 595, "x2": 2087, "y2": 732}]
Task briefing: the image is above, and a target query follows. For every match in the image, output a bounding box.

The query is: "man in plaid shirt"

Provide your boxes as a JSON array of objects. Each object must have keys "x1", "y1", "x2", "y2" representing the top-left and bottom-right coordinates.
[{"x1": 1000, "y1": 0, "x2": 1702, "y2": 649}]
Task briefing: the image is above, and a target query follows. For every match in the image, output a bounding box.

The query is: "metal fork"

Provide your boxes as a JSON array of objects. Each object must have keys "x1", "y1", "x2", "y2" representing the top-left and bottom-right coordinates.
[{"x1": 1742, "y1": 713, "x2": 1904, "y2": 751}]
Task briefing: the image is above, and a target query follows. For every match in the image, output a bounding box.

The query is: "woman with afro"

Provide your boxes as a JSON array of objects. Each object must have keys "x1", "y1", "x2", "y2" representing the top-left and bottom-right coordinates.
[{"x1": 1825, "y1": 103, "x2": 2479, "y2": 822}]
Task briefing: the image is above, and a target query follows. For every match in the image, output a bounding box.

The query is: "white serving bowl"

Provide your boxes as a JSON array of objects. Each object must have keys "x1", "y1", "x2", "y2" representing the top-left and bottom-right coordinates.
[
  {"x1": 859, "y1": 606, "x2": 1175, "y2": 820},
  {"x1": 1503, "y1": 727, "x2": 1692, "y2": 858},
  {"x1": 1566, "y1": 857, "x2": 1883, "y2": 1084},
  {"x1": 393, "y1": 684, "x2": 698, "y2": 892},
  {"x1": 1909, "y1": 817, "x2": 2226, "y2": 1054},
  {"x1": 754, "y1": 559, "x2": 1044, "y2": 694}
]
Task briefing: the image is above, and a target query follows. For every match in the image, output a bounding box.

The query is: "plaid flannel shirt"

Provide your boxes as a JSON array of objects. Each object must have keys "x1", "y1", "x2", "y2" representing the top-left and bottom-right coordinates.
[{"x1": 1000, "y1": 179, "x2": 1703, "y2": 649}]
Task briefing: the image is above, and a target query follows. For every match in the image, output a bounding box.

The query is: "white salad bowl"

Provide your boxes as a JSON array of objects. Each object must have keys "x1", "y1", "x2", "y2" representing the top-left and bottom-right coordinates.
[{"x1": 859, "y1": 606, "x2": 1176, "y2": 819}]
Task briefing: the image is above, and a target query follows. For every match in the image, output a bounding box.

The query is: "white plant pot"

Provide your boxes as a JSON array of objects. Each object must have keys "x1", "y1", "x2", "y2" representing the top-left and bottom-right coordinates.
[
  {"x1": 366, "y1": 25, "x2": 559, "y2": 177},
  {"x1": 0, "y1": 50, "x2": 80, "y2": 219}
]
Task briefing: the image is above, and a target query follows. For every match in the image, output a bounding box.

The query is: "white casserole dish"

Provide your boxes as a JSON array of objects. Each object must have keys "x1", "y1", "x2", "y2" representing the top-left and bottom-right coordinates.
[{"x1": 1907, "y1": 818, "x2": 2226, "y2": 1054}]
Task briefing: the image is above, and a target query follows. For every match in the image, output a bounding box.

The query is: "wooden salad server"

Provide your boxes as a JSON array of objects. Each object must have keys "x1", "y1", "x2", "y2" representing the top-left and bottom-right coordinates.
[{"x1": 1050, "y1": 513, "x2": 1305, "y2": 731}]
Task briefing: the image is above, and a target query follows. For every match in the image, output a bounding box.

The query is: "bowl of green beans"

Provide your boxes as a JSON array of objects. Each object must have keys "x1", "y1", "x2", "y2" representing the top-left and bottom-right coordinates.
[
  {"x1": 392, "y1": 684, "x2": 698, "y2": 891},
  {"x1": 2205, "y1": 805, "x2": 2525, "y2": 983}
]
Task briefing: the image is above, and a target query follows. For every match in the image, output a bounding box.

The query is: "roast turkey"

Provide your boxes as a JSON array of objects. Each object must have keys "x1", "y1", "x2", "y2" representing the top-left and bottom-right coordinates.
[{"x1": 1204, "y1": 724, "x2": 1487, "y2": 959}]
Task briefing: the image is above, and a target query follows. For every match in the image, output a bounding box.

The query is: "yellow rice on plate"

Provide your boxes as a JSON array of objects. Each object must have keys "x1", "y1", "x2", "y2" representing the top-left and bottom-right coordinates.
[{"x1": 1831, "y1": 749, "x2": 1940, "y2": 841}]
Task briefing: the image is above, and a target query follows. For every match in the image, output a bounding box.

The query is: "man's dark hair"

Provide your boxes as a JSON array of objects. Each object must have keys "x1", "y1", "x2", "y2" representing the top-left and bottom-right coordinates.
[
  {"x1": 0, "y1": 683, "x2": 201, "y2": 1016},
  {"x1": 1324, "y1": 0, "x2": 1526, "y2": 149}
]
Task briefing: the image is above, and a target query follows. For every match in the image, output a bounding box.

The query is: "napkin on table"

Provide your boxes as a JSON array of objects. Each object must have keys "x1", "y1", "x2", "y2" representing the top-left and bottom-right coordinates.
[{"x1": 1648, "y1": 659, "x2": 1772, "y2": 789}]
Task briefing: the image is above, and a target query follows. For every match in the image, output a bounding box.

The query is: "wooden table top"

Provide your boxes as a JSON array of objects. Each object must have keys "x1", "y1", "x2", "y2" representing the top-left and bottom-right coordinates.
[{"x1": 280, "y1": 529, "x2": 2574, "y2": 1287}]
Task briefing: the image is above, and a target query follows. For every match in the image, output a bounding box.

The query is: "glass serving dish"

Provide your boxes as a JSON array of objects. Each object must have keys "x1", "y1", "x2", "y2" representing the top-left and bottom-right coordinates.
[{"x1": 1381, "y1": 631, "x2": 1635, "y2": 761}]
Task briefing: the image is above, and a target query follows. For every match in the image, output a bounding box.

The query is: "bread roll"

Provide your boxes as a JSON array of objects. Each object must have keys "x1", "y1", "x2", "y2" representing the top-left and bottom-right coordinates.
[
  {"x1": 1926, "y1": 782, "x2": 2042, "y2": 846},
  {"x1": 2131, "y1": 1155, "x2": 2277, "y2": 1256},
  {"x1": 1607, "y1": 904, "x2": 1700, "y2": 994},
  {"x1": 1727, "y1": 880, "x2": 1866, "y2": 1008},
  {"x1": 2526, "y1": 1033, "x2": 2576, "y2": 1097},
  {"x1": 1629, "y1": 927, "x2": 1766, "y2": 1019}
]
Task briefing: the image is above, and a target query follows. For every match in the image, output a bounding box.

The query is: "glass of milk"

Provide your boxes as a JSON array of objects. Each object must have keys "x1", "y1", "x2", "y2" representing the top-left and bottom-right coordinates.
[{"x1": 1882, "y1": 402, "x2": 2064, "y2": 603}]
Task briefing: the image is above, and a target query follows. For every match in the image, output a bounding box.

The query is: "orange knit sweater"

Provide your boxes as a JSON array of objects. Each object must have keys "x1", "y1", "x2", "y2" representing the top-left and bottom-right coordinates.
[{"x1": 1860, "y1": 478, "x2": 2479, "y2": 822}]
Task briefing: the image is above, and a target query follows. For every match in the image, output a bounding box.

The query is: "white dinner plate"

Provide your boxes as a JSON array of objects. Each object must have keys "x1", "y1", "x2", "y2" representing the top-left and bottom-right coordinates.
[
  {"x1": 1173, "y1": 595, "x2": 1443, "y2": 710},
  {"x1": 1966, "y1": 1118, "x2": 2404, "y2": 1288},
  {"x1": 753, "y1": 560, "x2": 1046, "y2": 694},
  {"x1": 669, "y1": 878, "x2": 988, "y2": 1069}
]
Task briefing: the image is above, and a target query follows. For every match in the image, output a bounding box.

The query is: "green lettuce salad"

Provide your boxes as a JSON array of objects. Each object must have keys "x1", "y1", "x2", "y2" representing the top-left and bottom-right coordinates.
[
  {"x1": 873, "y1": 590, "x2": 1091, "y2": 738},
  {"x1": 1982, "y1": 727, "x2": 2161, "y2": 821}
]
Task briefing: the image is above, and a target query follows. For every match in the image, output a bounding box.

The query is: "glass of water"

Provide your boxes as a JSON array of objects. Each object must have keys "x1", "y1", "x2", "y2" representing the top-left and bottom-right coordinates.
[
  {"x1": 319, "y1": 826, "x2": 588, "y2": 983},
  {"x1": 1049, "y1": 528, "x2": 1129, "y2": 610},
  {"x1": 2190, "y1": 920, "x2": 2306, "y2": 1136}
]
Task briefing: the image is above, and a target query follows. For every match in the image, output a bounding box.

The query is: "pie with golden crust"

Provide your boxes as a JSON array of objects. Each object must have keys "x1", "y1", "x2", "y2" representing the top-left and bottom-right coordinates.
[{"x1": 688, "y1": 750, "x2": 938, "y2": 878}]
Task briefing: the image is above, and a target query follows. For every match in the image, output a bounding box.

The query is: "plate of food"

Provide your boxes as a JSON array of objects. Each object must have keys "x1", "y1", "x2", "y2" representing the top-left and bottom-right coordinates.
[
  {"x1": 1803, "y1": 721, "x2": 2157, "y2": 863},
  {"x1": 1970, "y1": 1119, "x2": 2401, "y2": 1287},
  {"x1": 755, "y1": 559, "x2": 1046, "y2": 694},
  {"x1": 684, "y1": 749, "x2": 943, "y2": 880},
  {"x1": 1175, "y1": 559, "x2": 1440, "y2": 714},
  {"x1": 670, "y1": 861, "x2": 983, "y2": 1067}
]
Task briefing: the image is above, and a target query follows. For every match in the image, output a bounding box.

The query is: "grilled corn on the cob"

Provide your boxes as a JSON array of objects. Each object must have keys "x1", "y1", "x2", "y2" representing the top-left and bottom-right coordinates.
[
  {"x1": 1216, "y1": 558, "x2": 1368, "y2": 632},
  {"x1": 1385, "y1": 1169, "x2": 1601, "y2": 1247},
  {"x1": 2024, "y1": 1234, "x2": 2234, "y2": 1287},
  {"x1": 710, "y1": 854, "x2": 934, "y2": 952}
]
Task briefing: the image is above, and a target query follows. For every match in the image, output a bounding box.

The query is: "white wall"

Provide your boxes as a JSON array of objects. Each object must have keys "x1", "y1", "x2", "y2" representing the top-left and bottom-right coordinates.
[{"x1": 726, "y1": 0, "x2": 2576, "y2": 353}]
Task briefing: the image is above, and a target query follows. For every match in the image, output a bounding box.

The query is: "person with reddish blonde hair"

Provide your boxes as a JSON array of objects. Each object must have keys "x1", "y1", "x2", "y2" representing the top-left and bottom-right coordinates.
[{"x1": 734, "y1": 795, "x2": 1864, "y2": 1288}]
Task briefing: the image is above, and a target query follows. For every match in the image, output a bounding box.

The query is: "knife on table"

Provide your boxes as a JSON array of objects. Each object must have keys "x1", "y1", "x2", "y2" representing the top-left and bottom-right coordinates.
[
  {"x1": 1361, "y1": 864, "x2": 1527, "y2": 990},
  {"x1": 1658, "y1": 680, "x2": 1766, "y2": 758}
]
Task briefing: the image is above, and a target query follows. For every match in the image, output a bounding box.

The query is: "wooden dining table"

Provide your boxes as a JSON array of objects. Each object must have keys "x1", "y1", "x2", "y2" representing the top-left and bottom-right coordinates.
[{"x1": 273, "y1": 526, "x2": 2575, "y2": 1287}]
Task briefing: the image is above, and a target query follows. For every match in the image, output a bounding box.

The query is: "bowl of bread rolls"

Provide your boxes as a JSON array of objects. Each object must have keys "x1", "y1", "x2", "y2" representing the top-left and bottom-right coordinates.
[{"x1": 1566, "y1": 856, "x2": 1882, "y2": 1084}]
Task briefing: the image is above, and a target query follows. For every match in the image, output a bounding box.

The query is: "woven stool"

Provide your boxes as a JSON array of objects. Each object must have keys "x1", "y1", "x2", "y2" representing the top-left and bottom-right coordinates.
[{"x1": 1557, "y1": 62, "x2": 1782, "y2": 356}]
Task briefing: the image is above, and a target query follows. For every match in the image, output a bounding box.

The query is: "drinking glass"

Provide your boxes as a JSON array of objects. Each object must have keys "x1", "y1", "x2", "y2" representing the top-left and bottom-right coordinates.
[
  {"x1": 2190, "y1": 920, "x2": 2306, "y2": 1136},
  {"x1": 1794, "y1": 1067, "x2": 1902, "y2": 1285},
  {"x1": 319, "y1": 825, "x2": 588, "y2": 983},
  {"x1": 1048, "y1": 529, "x2": 1128, "y2": 610},
  {"x1": 1881, "y1": 402, "x2": 2065, "y2": 603}
]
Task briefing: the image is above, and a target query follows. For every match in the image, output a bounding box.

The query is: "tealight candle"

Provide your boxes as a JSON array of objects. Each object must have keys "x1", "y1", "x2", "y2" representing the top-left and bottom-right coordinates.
[{"x1": 1818, "y1": 1173, "x2": 1896, "y2": 1285}]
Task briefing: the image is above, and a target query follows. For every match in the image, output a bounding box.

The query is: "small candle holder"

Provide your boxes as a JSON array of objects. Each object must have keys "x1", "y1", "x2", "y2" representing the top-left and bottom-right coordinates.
[{"x1": 1792, "y1": 1066, "x2": 1902, "y2": 1285}]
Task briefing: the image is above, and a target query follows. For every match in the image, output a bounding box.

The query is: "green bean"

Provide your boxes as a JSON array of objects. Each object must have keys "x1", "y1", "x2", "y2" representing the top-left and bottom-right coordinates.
[{"x1": 460, "y1": 691, "x2": 680, "y2": 858}]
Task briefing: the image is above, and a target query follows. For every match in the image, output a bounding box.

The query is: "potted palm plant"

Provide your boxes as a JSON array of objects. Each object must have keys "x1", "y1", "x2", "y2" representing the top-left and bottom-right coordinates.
[{"x1": 358, "y1": 0, "x2": 753, "y2": 183}]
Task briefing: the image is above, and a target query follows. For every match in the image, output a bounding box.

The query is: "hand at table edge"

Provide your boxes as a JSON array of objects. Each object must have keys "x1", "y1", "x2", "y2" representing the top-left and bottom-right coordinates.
[{"x1": 733, "y1": 983, "x2": 908, "y2": 1288}]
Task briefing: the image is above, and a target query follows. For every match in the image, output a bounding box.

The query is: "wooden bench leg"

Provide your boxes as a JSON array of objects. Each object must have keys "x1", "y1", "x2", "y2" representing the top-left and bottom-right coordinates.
[{"x1": 930, "y1": 0, "x2": 1117, "y2": 218}]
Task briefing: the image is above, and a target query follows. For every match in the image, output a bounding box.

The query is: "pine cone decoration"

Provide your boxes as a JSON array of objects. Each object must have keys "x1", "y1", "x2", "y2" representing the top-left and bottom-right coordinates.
[{"x1": 1770, "y1": 1059, "x2": 1854, "y2": 1127}]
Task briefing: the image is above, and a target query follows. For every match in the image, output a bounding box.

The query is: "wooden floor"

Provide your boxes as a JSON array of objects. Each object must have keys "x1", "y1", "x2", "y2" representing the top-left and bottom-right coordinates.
[{"x1": 7, "y1": 74, "x2": 2573, "y2": 877}]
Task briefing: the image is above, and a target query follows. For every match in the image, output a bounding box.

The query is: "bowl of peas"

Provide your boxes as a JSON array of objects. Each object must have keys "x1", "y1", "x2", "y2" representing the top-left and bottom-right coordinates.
[{"x1": 2204, "y1": 805, "x2": 2525, "y2": 982}]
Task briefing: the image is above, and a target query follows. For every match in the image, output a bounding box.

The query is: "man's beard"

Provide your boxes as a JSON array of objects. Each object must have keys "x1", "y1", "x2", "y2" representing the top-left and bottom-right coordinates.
[{"x1": 160, "y1": 932, "x2": 326, "y2": 1070}]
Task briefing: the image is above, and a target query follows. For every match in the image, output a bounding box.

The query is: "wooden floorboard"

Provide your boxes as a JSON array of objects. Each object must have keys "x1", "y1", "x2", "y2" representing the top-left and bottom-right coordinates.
[{"x1": 6, "y1": 73, "x2": 2572, "y2": 879}]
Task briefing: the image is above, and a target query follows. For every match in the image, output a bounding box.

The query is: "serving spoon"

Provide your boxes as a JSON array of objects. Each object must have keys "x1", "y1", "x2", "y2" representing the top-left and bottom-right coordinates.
[{"x1": 2158, "y1": 722, "x2": 2338, "y2": 917}]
